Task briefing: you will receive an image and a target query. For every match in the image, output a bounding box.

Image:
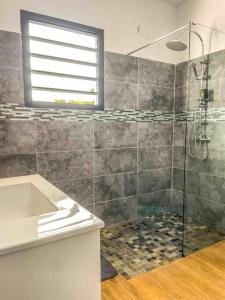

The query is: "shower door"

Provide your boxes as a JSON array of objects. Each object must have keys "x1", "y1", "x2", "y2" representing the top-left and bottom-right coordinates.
[{"x1": 183, "y1": 23, "x2": 225, "y2": 255}]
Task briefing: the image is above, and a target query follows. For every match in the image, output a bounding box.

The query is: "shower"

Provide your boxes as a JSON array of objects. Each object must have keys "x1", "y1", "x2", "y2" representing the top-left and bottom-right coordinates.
[
  {"x1": 166, "y1": 40, "x2": 187, "y2": 51},
  {"x1": 166, "y1": 29, "x2": 211, "y2": 160},
  {"x1": 128, "y1": 23, "x2": 212, "y2": 160},
  {"x1": 125, "y1": 21, "x2": 225, "y2": 266},
  {"x1": 166, "y1": 30, "x2": 204, "y2": 53}
]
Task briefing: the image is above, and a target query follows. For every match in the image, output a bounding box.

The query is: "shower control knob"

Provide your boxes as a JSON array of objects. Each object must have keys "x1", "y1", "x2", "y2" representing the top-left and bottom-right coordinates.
[{"x1": 197, "y1": 137, "x2": 210, "y2": 143}]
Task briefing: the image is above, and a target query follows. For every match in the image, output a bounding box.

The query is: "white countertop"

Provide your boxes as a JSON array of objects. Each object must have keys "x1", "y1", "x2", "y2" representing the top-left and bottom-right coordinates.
[{"x1": 0, "y1": 175, "x2": 104, "y2": 256}]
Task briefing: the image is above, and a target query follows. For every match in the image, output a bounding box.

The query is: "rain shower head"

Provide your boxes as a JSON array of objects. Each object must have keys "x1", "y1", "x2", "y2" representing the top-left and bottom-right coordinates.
[
  {"x1": 166, "y1": 30, "x2": 204, "y2": 55},
  {"x1": 166, "y1": 40, "x2": 187, "y2": 51}
]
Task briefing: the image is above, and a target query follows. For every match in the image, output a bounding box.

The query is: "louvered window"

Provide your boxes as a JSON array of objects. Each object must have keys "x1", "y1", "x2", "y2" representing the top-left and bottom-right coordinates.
[{"x1": 21, "y1": 10, "x2": 104, "y2": 110}]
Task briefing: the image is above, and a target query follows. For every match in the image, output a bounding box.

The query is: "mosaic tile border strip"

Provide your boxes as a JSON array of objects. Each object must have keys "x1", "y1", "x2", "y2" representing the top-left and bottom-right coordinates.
[
  {"x1": 0, "y1": 103, "x2": 175, "y2": 122},
  {"x1": 1, "y1": 104, "x2": 225, "y2": 123},
  {"x1": 175, "y1": 109, "x2": 225, "y2": 122}
]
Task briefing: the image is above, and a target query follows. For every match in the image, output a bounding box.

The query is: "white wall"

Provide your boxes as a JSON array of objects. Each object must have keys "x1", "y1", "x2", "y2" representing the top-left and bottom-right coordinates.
[
  {"x1": 177, "y1": 0, "x2": 225, "y2": 30},
  {"x1": 0, "y1": 0, "x2": 178, "y2": 63},
  {"x1": 177, "y1": 0, "x2": 225, "y2": 59},
  {"x1": 1, "y1": 0, "x2": 225, "y2": 62}
]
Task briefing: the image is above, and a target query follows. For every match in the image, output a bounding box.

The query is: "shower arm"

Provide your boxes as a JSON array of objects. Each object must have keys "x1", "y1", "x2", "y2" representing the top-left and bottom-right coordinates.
[
  {"x1": 177, "y1": 29, "x2": 205, "y2": 90},
  {"x1": 177, "y1": 30, "x2": 205, "y2": 57}
]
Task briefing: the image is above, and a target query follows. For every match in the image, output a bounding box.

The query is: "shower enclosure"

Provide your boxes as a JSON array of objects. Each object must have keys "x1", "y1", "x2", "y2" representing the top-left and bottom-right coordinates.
[
  {"x1": 130, "y1": 22, "x2": 225, "y2": 256},
  {"x1": 101, "y1": 22, "x2": 225, "y2": 280}
]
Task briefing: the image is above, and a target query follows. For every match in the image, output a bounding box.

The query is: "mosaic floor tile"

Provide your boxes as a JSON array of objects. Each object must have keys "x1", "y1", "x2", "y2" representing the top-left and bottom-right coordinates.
[
  {"x1": 101, "y1": 213, "x2": 183, "y2": 279},
  {"x1": 101, "y1": 213, "x2": 225, "y2": 279},
  {"x1": 184, "y1": 219, "x2": 225, "y2": 256}
]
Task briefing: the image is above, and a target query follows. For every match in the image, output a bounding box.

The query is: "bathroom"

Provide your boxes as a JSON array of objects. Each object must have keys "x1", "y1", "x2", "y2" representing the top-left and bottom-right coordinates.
[{"x1": 1, "y1": 0, "x2": 225, "y2": 299}]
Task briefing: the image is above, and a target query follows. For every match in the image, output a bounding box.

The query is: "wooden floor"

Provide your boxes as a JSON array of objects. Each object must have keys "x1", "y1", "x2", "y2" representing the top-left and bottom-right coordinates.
[{"x1": 102, "y1": 240, "x2": 225, "y2": 300}]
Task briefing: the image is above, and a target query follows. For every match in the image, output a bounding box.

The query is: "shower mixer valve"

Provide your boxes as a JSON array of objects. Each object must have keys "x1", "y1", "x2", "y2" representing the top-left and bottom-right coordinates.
[{"x1": 196, "y1": 136, "x2": 210, "y2": 143}]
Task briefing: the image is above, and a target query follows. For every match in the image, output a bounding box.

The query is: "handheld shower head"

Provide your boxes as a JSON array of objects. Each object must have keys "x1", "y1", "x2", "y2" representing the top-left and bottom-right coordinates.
[{"x1": 191, "y1": 62, "x2": 199, "y2": 79}]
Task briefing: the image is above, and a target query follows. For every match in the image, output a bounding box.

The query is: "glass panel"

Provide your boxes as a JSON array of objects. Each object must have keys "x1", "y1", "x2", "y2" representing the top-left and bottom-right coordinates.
[
  {"x1": 31, "y1": 73, "x2": 97, "y2": 92},
  {"x1": 29, "y1": 40, "x2": 97, "y2": 63},
  {"x1": 30, "y1": 57, "x2": 97, "y2": 78},
  {"x1": 183, "y1": 23, "x2": 225, "y2": 256},
  {"x1": 29, "y1": 21, "x2": 97, "y2": 49},
  {"x1": 133, "y1": 26, "x2": 191, "y2": 268},
  {"x1": 32, "y1": 90, "x2": 97, "y2": 104}
]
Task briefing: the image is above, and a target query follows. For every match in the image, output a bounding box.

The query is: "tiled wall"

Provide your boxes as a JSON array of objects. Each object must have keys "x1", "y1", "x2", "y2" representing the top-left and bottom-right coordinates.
[
  {"x1": 0, "y1": 118, "x2": 176, "y2": 226},
  {"x1": 0, "y1": 30, "x2": 180, "y2": 226},
  {"x1": 174, "y1": 49, "x2": 225, "y2": 112},
  {"x1": 186, "y1": 120, "x2": 225, "y2": 233},
  {"x1": 173, "y1": 49, "x2": 225, "y2": 233},
  {"x1": 0, "y1": 31, "x2": 23, "y2": 104}
]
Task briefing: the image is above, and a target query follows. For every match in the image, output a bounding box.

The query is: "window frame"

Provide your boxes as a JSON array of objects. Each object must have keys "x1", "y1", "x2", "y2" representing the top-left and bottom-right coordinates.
[{"x1": 20, "y1": 10, "x2": 104, "y2": 111}]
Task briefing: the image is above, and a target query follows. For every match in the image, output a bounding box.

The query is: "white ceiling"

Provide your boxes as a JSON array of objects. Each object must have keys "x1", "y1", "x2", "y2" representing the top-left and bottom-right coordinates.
[{"x1": 162, "y1": 0, "x2": 189, "y2": 6}]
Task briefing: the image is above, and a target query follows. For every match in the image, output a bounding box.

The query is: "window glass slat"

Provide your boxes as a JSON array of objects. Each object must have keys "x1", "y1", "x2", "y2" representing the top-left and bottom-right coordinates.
[
  {"x1": 30, "y1": 53, "x2": 97, "y2": 67},
  {"x1": 32, "y1": 89, "x2": 97, "y2": 104},
  {"x1": 30, "y1": 40, "x2": 97, "y2": 63},
  {"x1": 30, "y1": 57, "x2": 97, "y2": 78},
  {"x1": 30, "y1": 36, "x2": 97, "y2": 52},
  {"x1": 29, "y1": 22, "x2": 97, "y2": 49},
  {"x1": 31, "y1": 73, "x2": 97, "y2": 93},
  {"x1": 31, "y1": 70, "x2": 97, "y2": 81}
]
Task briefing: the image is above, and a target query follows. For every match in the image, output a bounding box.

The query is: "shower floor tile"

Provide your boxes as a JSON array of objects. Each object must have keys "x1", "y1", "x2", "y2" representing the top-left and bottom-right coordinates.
[
  {"x1": 184, "y1": 221, "x2": 225, "y2": 256},
  {"x1": 101, "y1": 213, "x2": 183, "y2": 279},
  {"x1": 101, "y1": 212, "x2": 225, "y2": 279}
]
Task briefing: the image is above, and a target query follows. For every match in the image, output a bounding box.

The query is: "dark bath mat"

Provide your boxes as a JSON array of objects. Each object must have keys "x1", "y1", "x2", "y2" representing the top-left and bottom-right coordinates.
[{"x1": 101, "y1": 255, "x2": 118, "y2": 282}]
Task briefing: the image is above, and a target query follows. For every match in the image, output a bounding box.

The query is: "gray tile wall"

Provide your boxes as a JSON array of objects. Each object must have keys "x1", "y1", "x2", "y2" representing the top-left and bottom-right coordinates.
[
  {"x1": 173, "y1": 49, "x2": 225, "y2": 233},
  {"x1": 185, "y1": 120, "x2": 225, "y2": 233},
  {"x1": 189, "y1": 51, "x2": 225, "y2": 111},
  {"x1": 0, "y1": 31, "x2": 24, "y2": 104},
  {"x1": 105, "y1": 51, "x2": 175, "y2": 112},
  {"x1": 0, "y1": 118, "x2": 176, "y2": 226},
  {"x1": 0, "y1": 30, "x2": 182, "y2": 226},
  {"x1": 174, "y1": 50, "x2": 225, "y2": 113},
  {"x1": 137, "y1": 121, "x2": 174, "y2": 217}
]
